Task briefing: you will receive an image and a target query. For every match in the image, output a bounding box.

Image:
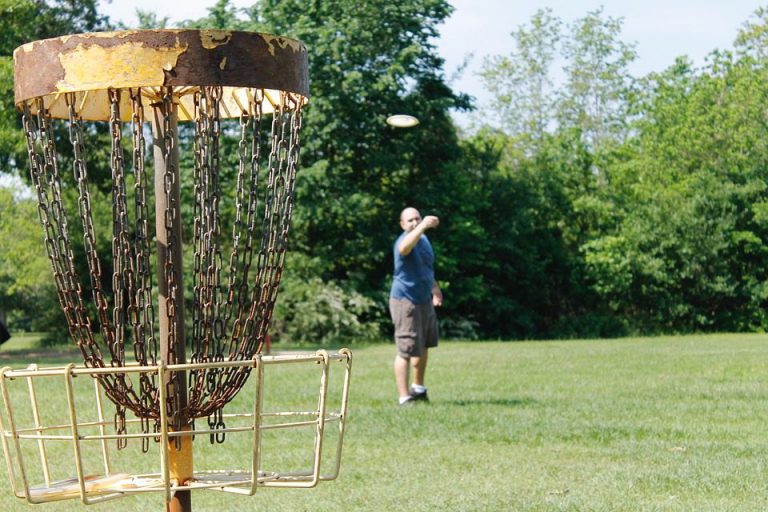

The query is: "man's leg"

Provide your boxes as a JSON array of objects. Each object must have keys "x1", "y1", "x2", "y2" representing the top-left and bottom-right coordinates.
[
  {"x1": 411, "y1": 349, "x2": 428, "y2": 387},
  {"x1": 410, "y1": 303, "x2": 436, "y2": 401},
  {"x1": 391, "y1": 297, "x2": 420, "y2": 404},
  {"x1": 408, "y1": 349, "x2": 429, "y2": 401},
  {"x1": 394, "y1": 355, "x2": 411, "y2": 399}
]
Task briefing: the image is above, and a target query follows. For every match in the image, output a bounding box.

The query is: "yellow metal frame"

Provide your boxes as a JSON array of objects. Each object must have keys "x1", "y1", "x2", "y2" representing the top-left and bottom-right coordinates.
[{"x1": 0, "y1": 350, "x2": 351, "y2": 505}]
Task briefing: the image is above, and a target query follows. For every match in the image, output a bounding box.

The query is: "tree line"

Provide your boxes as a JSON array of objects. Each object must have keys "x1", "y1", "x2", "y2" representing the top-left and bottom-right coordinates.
[{"x1": 2, "y1": 0, "x2": 768, "y2": 344}]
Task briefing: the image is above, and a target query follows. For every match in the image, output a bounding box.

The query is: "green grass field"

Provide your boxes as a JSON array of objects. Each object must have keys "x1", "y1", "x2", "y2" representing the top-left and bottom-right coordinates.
[{"x1": 1, "y1": 333, "x2": 768, "y2": 511}]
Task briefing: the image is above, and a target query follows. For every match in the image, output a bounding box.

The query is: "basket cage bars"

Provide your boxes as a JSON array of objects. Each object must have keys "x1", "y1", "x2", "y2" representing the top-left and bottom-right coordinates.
[{"x1": 0, "y1": 350, "x2": 352, "y2": 504}]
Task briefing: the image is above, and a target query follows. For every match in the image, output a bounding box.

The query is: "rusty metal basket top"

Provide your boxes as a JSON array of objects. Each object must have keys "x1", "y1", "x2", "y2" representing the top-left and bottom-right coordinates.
[{"x1": 14, "y1": 30, "x2": 309, "y2": 121}]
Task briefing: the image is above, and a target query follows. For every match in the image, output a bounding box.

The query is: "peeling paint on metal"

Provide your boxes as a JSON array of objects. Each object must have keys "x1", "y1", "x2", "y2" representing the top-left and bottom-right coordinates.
[
  {"x1": 56, "y1": 42, "x2": 187, "y2": 92},
  {"x1": 261, "y1": 35, "x2": 304, "y2": 56},
  {"x1": 200, "y1": 30, "x2": 232, "y2": 49},
  {"x1": 14, "y1": 30, "x2": 310, "y2": 117}
]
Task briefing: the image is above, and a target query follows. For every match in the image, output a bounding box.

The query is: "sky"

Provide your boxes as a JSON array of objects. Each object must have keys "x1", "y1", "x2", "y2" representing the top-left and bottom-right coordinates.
[{"x1": 98, "y1": 0, "x2": 763, "y2": 126}]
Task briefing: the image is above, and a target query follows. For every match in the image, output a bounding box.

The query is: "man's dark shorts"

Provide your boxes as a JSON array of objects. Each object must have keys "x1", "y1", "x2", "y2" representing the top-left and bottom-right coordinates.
[{"x1": 389, "y1": 297, "x2": 438, "y2": 358}]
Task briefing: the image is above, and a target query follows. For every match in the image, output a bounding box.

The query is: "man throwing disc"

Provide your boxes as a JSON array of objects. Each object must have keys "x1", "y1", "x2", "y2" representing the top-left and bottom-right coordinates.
[{"x1": 389, "y1": 207, "x2": 443, "y2": 405}]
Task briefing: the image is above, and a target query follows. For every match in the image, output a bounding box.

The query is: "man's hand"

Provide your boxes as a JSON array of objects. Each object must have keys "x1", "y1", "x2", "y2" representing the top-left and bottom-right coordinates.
[
  {"x1": 399, "y1": 215, "x2": 440, "y2": 256},
  {"x1": 432, "y1": 283, "x2": 443, "y2": 307},
  {"x1": 421, "y1": 215, "x2": 439, "y2": 230}
]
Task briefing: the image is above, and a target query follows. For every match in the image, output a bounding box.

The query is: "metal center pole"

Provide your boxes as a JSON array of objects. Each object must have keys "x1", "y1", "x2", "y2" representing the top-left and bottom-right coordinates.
[{"x1": 152, "y1": 97, "x2": 192, "y2": 512}]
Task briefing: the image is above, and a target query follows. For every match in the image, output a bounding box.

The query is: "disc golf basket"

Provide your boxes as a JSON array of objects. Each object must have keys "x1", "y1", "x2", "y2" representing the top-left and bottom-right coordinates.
[{"x1": 0, "y1": 30, "x2": 352, "y2": 509}]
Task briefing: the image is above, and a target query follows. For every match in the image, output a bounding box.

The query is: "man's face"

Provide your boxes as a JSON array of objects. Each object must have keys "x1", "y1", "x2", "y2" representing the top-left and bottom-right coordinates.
[{"x1": 400, "y1": 209, "x2": 421, "y2": 232}]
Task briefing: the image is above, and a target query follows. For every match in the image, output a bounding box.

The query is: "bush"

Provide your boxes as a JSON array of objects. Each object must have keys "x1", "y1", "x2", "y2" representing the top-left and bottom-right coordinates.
[
  {"x1": 438, "y1": 316, "x2": 480, "y2": 340},
  {"x1": 271, "y1": 275, "x2": 380, "y2": 345}
]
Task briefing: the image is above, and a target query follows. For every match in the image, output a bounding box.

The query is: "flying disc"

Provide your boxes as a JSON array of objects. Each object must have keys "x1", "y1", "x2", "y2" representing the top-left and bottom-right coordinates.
[{"x1": 386, "y1": 114, "x2": 420, "y2": 128}]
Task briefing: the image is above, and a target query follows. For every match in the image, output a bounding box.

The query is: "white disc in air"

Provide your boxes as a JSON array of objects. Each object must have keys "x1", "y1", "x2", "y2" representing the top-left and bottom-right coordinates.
[{"x1": 386, "y1": 114, "x2": 419, "y2": 128}]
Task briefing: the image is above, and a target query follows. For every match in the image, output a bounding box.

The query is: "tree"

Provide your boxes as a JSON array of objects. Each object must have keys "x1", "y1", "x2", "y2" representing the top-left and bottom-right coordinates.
[
  {"x1": 0, "y1": 185, "x2": 56, "y2": 331},
  {"x1": 735, "y1": 6, "x2": 768, "y2": 61},
  {"x1": 222, "y1": 0, "x2": 474, "y2": 337},
  {"x1": 558, "y1": 7, "x2": 637, "y2": 154},
  {"x1": 479, "y1": 8, "x2": 561, "y2": 145},
  {"x1": 1, "y1": 0, "x2": 111, "y2": 177},
  {"x1": 0, "y1": 0, "x2": 111, "y2": 338},
  {"x1": 180, "y1": 0, "x2": 249, "y2": 29},
  {"x1": 584, "y1": 18, "x2": 768, "y2": 332},
  {"x1": 471, "y1": 8, "x2": 635, "y2": 337}
]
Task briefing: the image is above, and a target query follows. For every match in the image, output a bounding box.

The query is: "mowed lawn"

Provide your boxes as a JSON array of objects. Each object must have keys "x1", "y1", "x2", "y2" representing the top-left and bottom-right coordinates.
[{"x1": 1, "y1": 333, "x2": 767, "y2": 511}]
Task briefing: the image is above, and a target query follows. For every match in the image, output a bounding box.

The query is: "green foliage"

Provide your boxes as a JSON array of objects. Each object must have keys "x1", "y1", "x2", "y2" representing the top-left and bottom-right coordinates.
[
  {"x1": 454, "y1": 127, "x2": 620, "y2": 338},
  {"x1": 179, "y1": 0, "x2": 250, "y2": 29},
  {"x1": 0, "y1": 0, "x2": 112, "y2": 341},
  {"x1": 232, "y1": 0, "x2": 473, "y2": 339},
  {"x1": 272, "y1": 275, "x2": 380, "y2": 345},
  {"x1": 473, "y1": 5, "x2": 768, "y2": 336},
  {"x1": 479, "y1": 7, "x2": 637, "y2": 154},
  {"x1": 0, "y1": 56, "x2": 24, "y2": 170},
  {"x1": 247, "y1": 0, "x2": 468, "y2": 278},
  {"x1": 0, "y1": 186, "x2": 53, "y2": 328},
  {"x1": 582, "y1": 34, "x2": 768, "y2": 333},
  {"x1": 133, "y1": 11, "x2": 169, "y2": 29},
  {"x1": 0, "y1": 0, "x2": 110, "y2": 178},
  {"x1": 479, "y1": 8, "x2": 561, "y2": 141},
  {"x1": 270, "y1": 253, "x2": 380, "y2": 345},
  {"x1": 559, "y1": 7, "x2": 637, "y2": 151}
]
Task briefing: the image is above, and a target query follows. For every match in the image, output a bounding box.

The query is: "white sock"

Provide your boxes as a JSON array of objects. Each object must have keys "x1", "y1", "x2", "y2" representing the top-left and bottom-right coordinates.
[
  {"x1": 411, "y1": 384, "x2": 426, "y2": 394},
  {"x1": 399, "y1": 395, "x2": 412, "y2": 404}
]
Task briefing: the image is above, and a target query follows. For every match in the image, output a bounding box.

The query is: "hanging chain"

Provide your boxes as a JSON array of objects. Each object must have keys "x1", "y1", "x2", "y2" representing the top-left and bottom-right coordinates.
[
  {"x1": 22, "y1": 88, "x2": 305, "y2": 446},
  {"x1": 246, "y1": 92, "x2": 304, "y2": 355},
  {"x1": 191, "y1": 87, "x2": 227, "y2": 440},
  {"x1": 182, "y1": 90, "x2": 304, "y2": 425},
  {"x1": 25, "y1": 99, "x2": 103, "y2": 366},
  {"x1": 189, "y1": 88, "x2": 208, "y2": 420},
  {"x1": 191, "y1": 88, "x2": 206, "y2": 363},
  {"x1": 130, "y1": 88, "x2": 161, "y2": 447},
  {"x1": 192, "y1": 86, "x2": 223, "y2": 364},
  {"x1": 221, "y1": 93, "x2": 262, "y2": 361},
  {"x1": 109, "y1": 89, "x2": 128, "y2": 368},
  {"x1": 108, "y1": 89, "x2": 130, "y2": 448},
  {"x1": 209, "y1": 88, "x2": 224, "y2": 357},
  {"x1": 66, "y1": 93, "x2": 117, "y2": 360},
  {"x1": 158, "y1": 87, "x2": 184, "y2": 437}
]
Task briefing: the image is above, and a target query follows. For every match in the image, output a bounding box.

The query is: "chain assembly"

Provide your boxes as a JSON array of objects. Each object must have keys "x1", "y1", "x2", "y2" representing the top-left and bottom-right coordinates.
[{"x1": 20, "y1": 86, "x2": 305, "y2": 448}]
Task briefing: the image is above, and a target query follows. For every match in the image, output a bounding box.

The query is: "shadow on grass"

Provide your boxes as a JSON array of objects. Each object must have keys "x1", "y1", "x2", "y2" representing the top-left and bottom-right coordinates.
[{"x1": 447, "y1": 397, "x2": 537, "y2": 407}]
